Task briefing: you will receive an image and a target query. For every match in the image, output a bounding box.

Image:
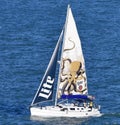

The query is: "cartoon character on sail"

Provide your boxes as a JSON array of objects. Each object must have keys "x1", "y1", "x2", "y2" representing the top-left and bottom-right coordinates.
[{"x1": 58, "y1": 38, "x2": 87, "y2": 98}]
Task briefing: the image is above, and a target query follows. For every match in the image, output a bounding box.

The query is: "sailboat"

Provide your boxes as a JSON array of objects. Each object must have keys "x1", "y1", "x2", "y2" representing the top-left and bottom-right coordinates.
[{"x1": 30, "y1": 5, "x2": 101, "y2": 117}]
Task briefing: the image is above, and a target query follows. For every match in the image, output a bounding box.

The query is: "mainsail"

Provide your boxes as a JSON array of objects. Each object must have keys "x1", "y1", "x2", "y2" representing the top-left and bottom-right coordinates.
[
  {"x1": 31, "y1": 30, "x2": 63, "y2": 106},
  {"x1": 57, "y1": 5, "x2": 88, "y2": 99}
]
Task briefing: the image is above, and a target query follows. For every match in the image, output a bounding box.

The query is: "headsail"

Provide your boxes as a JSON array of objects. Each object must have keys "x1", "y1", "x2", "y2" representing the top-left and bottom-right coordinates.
[
  {"x1": 58, "y1": 5, "x2": 88, "y2": 99},
  {"x1": 31, "y1": 30, "x2": 63, "y2": 106}
]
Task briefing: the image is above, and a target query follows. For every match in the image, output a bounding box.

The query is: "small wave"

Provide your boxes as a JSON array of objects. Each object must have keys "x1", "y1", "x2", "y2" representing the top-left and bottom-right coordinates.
[{"x1": 102, "y1": 112, "x2": 120, "y2": 118}]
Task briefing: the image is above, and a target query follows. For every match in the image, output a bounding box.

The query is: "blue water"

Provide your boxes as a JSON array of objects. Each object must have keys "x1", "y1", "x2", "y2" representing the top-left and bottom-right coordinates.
[{"x1": 0, "y1": 0, "x2": 120, "y2": 124}]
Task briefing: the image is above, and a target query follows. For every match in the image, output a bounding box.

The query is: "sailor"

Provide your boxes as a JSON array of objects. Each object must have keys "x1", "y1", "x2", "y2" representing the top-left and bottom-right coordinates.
[
  {"x1": 89, "y1": 101, "x2": 93, "y2": 110},
  {"x1": 83, "y1": 101, "x2": 87, "y2": 108}
]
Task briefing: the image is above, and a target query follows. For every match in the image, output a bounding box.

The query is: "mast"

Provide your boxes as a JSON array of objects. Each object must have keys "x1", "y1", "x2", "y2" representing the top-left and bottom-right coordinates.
[{"x1": 55, "y1": 5, "x2": 70, "y2": 106}]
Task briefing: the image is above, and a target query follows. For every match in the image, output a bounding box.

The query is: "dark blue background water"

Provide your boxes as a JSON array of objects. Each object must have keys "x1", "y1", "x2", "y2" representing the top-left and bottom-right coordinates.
[{"x1": 0, "y1": 0, "x2": 120, "y2": 124}]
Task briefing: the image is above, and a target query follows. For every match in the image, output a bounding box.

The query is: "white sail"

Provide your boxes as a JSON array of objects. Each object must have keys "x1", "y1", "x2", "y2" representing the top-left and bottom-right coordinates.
[{"x1": 58, "y1": 5, "x2": 88, "y2": 98}]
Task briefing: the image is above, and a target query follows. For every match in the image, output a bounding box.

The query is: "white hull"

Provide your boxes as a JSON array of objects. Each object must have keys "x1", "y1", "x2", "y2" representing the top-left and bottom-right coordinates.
[{"x1": 30, "y1": 104, "x2": 102, "y2": 118}]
